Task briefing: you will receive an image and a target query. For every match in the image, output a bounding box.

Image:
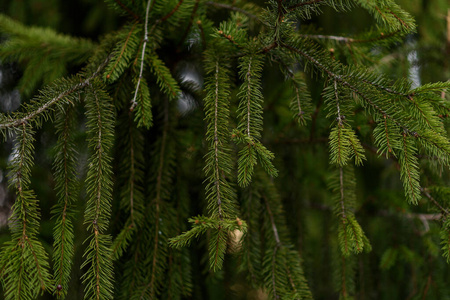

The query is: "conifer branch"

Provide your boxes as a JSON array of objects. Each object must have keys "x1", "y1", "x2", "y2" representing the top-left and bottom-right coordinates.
[
  {"x1": 280, "y1": 42, "x2": 410, "y2": 131},
  {"x1": 82, "y1": 85, "x2": 114, "y2": 300},
  {"x1": 399, "y1": 133, "x2": 420, "y2": 204},
  {"x1": 16, "y1": 126, "x2": 45, "y2": 293},
  {"x1": 130, "y1": 0, "x2": 153, "y2": 111},
  {"x1": 1, "y1": 124, "x2": 52, "y2": 299},
  {"x1": 387, "y1": 8, "x2": 409, "y2": 29},
  {"x1": 25, "y1": 239, "x2": 46, "y2": 290},
  {"x1": 214, "y1": 61, "x2": 223, "y2": 219},
  {"x1": 141, "y1": 100, "x2": 170, "y2": 299},
  {"x1": 52, "y1": 106, "x2": 78, "y2": 298},
  {"x1": 106, "y1": 22, "x2": 139, "y2": 81},
  {"x1": 260, "y1": 42, "x2": 278, "y2": 54},
  {"x1": 218, "y1": 30, "x2": 243, "y2": 49},
  {"x1": 0, "y1": 55, "x2": 111, "y2": 129}
]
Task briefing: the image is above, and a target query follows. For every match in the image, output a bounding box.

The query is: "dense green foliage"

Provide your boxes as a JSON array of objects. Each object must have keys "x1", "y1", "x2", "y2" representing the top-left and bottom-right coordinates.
[{"x1": 0, "y1": 0, "x2": 449, "y2": 299}]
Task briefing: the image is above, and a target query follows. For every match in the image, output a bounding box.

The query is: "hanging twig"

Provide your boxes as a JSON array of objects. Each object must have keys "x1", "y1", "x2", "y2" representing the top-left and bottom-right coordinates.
[{"x1": 130, "y1": 0, "x2": 153, "y2": 112}]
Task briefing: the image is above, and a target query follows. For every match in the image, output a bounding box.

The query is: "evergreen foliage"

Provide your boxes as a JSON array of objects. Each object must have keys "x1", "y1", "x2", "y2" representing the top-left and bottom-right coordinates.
[{"x1": 0, "y1": 0, "x2": 449, "y2": 299}]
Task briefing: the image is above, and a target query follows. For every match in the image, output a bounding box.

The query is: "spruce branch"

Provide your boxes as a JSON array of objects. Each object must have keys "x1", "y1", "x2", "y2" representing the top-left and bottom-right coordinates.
[
  {"x1": 0, "y1": 124, "x2": 52, "y2": 299},
  {"x1": 140, "y1": 99, "x2": 170, "y2": 299},
  {"x1": 234, "y1": 53, "x2": 277, "y2": 186},
  {"x1": 0, "y1": 55, "x2": 111, "y2": 130},
  {"x1": 130, "y1": 0, "x2": 153, "y2": 111},
  {"x1": 105, "y1": 22, "x2": 140, "y2": 83},
  {"x1": 116, "y1": 106, "x2": 146, "y2": 232},
  {"x1": 82, "y1": 84, "x2": 115, "y2": 300},
  {"x1": 258, "y1": 172, "x2": 312, "y2": 299},
  {"x1": 379, "y1": 115, "x2": 395, "y2": 156},
  {"x1": 52, "y1": 107, "x2": 78, "y2": 298},
  {"x1": 132, "y1": 76, "x2": 153, "y2": 128},
  {"x1": 280, "y1": 42, "x2": 411, "y2": 127},
  {"x1": 399, "y1": 133, "x2": 421, "y2": 205},
  {"x1": 146, "y1": 51, "x2": 181, "y2": 100},
  {"x1": 281, "y1": 68, "x2": 312, "y2": 126}
]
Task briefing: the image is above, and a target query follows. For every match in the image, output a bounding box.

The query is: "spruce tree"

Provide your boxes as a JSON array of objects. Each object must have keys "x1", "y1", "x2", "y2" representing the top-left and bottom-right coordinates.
[{"x1": 0, "y1": 0, "x2": 449, "y2": 299}]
